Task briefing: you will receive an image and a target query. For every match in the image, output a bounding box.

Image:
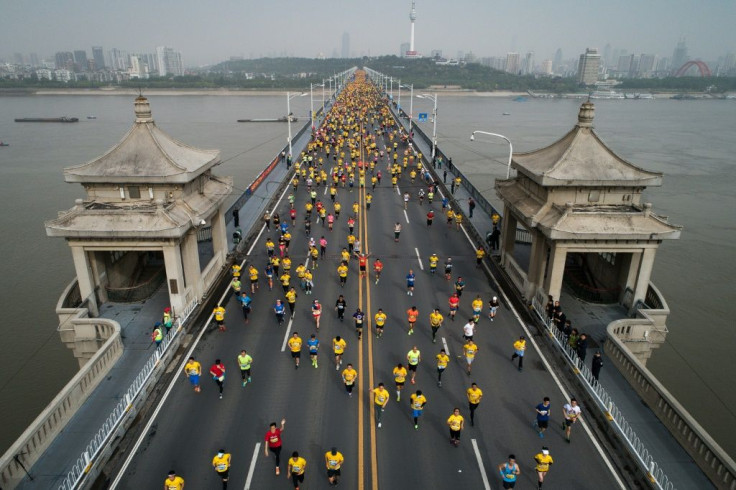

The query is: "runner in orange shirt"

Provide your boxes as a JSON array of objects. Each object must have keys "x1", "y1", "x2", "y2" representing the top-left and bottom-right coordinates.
[{"x1": 406, "y1": 306, "x2": 419, "y2": 336}]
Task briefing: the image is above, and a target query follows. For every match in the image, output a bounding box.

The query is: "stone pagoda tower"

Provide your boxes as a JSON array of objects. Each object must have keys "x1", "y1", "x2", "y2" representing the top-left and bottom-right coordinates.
[
  {"x1": 46, "y1": 96, "x2": 233, "y2": 317},
  {"x1": 496, "y1": 101, "x2": 681, "y2": 310}
]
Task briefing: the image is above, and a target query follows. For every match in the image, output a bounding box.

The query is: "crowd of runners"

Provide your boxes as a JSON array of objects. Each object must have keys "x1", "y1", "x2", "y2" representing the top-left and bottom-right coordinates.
[{"x1": 169, "y1": 71, "x2": 583, "y2": 490}]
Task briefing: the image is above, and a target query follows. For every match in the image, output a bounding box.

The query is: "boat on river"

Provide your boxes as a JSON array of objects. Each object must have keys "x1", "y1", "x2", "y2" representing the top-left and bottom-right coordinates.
[
  {"x1": 14, "y1": 117, "x2": 79, "y2": 123},
  {"x1": 237, "y1": 116, "x2": 298, "y2": 123}
]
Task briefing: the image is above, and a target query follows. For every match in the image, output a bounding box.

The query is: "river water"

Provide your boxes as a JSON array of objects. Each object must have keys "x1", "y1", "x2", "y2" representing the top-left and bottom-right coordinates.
[{"x1": 0, "y1": 94, "x2": 734, "y2": 459}]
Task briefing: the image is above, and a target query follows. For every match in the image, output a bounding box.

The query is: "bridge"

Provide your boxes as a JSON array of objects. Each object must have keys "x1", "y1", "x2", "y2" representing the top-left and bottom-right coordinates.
[{"x1": 2, "y1": 69, "x2": 731, "y2": 490}]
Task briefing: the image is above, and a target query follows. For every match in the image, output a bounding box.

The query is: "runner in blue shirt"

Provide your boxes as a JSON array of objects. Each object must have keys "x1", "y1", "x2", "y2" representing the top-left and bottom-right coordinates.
[
  {"x1": 498, "y1": 454, "x2": 520, "y2": 489},
  {"x1": 534, "y1": 397, "x2": 551, "y2": 438},
  {"x1": 406, "y1": 269, "x2": 416, "y2": 296},
  {"x1": 352, "y1": 308, "x2": 365, "y2": 339},
  {"x1": 274, "y1": 300, "x2": 286, "y2": 326},
  {"x1": 307, "y1": 334, "x2": 320, "y2": 368},
  {"x1": 238, "y1": 292, "x2": 252, "y2": 323}
]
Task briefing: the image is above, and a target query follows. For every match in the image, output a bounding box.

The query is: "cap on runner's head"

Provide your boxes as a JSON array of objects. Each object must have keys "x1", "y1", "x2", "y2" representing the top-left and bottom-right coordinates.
[
  {"x1": 493, "y1": 296, "x2": 497, "y2": 300},
  {"x1": 164, "y1": 307, "x2": 171, "y2": 312},
  {"x1": 542, "y1": 447, "x2": 549, "y2": 455}
]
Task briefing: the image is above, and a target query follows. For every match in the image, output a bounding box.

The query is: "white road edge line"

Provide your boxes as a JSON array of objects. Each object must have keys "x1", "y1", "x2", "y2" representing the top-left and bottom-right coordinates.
[
  {"x1": 442, "y1": 336, "x2": 450, "y2": 356},
  {"x1": 404, "y1": 209, "x2": 410, "y2": 224},
  {"x1": 244, "y1": 442, "x2": 261, "y2": 490},
  {"x1": 457, "y1": 224, "x2": 626, "y2": 490},
  {"x1": 414, "y1": 247, "x2": 424, "y2": 270},
  {"x1": 396, "y1": 184, "x2": 401, "y2": 196},
  {"x1": 109, "y1": 170, "x2": 295, "y2": 489},
  {"x1": 471, "y1": 438, "x2": 492, "y2": 490},
  {"x1": 280, "y1": 318, "x2": 294, "y2": 352}
]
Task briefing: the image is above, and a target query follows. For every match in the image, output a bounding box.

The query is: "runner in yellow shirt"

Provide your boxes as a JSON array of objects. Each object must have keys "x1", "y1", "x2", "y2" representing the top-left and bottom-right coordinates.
[
  {"x1": 428, "y1": 253, "x2": 439, "y2": 274},
  {"x1": 471, "y1": 295, "x2": 484, "y2": 323},
  {"x1": 370, "y1": 383, "x2": 390, "y2": 428},
  {"x1": 511, "y1": 335, "x2": 526, "y2": 372},
  {"x1": 406, "y1": 346, "x2": 421, "y2": 384},
  {"x1": 164, "y1": 470, "x2": 185, "y2": 490},
  {"x1": 534, "y1": 447, "x2": 554, "y2": 489},
  {"x1": 287, "y1": 451, "x2": 307, "y2": 490},
  {"x1": 183, "y1": 356, "x2": 201, "y2": 392},
  {"x1": 436, "y1": 348, "x2": 450, "y2": 387},
  {"x1": 410, "y1": 390, "x2": 427, "y2": 429},
  {"x1": 324, "y1": 447, "x2": 344, "y2": 486},
  {"x1": 393, "y1": 363, "x2": 408, "y2": 401},
  {"x1": 447, "y1": 408, "x2": 465, "y2": 446},
  {"x1": 463, "y1": 339, "x2": 478, "y2": 375},
  {"x1": 475, "y1": 247, "x2": 486, "y2": 268},
  {"x1": 337, "y1": 262, "x2": 349, "y2": 288},
  {"x1": 342, "y1": 363, "x2": 358, "y2": 397},
  {"x1": 374, "y1": 308, "x2": 387, "y2": 338},
  {"x1": 455, "y1": 211, "x2": 463, "y2": 230},
  {"x1": 333, "y1": 336, "x2": 347, "y2": 371},
  {"x1": 429, "y1": 308, "x2": 444, "y2": 343},
  {"x1": 211, "y1": 449, "x2": 231, "y2": 489},
  {"x1": 288, "y1": 332, "x2": 302, "y2": 369},
  {"x1": 213, "y1": 305, "x2": 226, "y2": 332},
  {"x1": 466, "y1": 382, "x2": 483, "y2": 426},
  {"x1": 248, "y1": 265, "x2": 259, "y2": 293}
]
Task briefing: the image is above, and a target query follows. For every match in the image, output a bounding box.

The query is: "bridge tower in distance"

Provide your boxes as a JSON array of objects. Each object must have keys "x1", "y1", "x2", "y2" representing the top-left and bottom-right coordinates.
[{"x1": 406, "y1": 0, "x2": 418, "y2": 58}]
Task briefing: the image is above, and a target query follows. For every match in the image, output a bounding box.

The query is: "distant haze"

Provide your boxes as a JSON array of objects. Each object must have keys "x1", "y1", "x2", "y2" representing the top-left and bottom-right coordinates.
[{"x1": 1, "y1": 0, "x2": 734, "y2": 65}]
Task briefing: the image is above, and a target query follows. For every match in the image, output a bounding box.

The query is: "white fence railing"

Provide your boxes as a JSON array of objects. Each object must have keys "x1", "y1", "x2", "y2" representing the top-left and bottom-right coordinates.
[
  {"x1": 58, "y1": 298, "x2": 198, "y2": 490},
  {"x1": 530, "y1": 296, "x2": 676, "y2": 490}
]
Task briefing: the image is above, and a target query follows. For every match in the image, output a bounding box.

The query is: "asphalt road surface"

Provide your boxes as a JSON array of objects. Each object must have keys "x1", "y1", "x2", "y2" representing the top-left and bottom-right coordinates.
[{"x1": 112, "y1": 88, "x2": 624, "y2": 490}]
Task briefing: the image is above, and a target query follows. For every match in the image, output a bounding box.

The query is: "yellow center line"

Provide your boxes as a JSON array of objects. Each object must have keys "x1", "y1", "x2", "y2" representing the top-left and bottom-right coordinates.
[{"x1": 357, "y1": 127, "x2": 365, "y2": 490}]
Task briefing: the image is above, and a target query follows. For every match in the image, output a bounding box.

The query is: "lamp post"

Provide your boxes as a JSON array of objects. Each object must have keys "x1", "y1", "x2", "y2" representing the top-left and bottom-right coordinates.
[
  {"x1": 470, "y1": 130, "x2": 514, "y2": 179},
  {"x1": 417, "y1": 93, "x2": 438, "y2": 159},
  {"x1": 286, "y1": 92, "x2": 306, "y2": 157},
  {"x1": 399, "y1": 83, "x2": 413, "y2": 134}
]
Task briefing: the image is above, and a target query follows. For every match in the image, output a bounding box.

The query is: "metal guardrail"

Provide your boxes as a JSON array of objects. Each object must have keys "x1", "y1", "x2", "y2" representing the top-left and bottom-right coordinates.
[
  {"x1": 530, "y1": 296, "x2": 675, "y2": 490},
  {"x1": 58, "y1": 298, "x2": 198, "y2": 490}
]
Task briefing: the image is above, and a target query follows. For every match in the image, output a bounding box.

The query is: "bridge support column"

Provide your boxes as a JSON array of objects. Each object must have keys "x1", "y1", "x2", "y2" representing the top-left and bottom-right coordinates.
[
  {"x1": 632, "y1": 248, "x2": 656, "y2": 307},
  {"x1": 524, "y1": 231, "x2": 547, "y2": 300},
  {"x1": 544, "y1": 244, "x2": 567, "y2": 302},
  {"x1": 181, "y1": 230, "x2": 202, "y2": 301},
  {"x1": 163, "y1": 243, "x2": 186, "y2": 315},
  {"x1": 71, "y1": 246, "x2": 99, "y2": 317},
  {"x1": 500, "y1": 207, "x2": 517, "y2": 268},
  {"x1": 211, "y1": 209, "x2": 227, "y2": 265}
]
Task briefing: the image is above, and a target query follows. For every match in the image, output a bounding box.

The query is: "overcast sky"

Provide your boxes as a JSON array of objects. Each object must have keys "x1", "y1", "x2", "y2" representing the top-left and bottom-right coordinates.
[{"x1": 1, "y1": 0, "x2": 733, "y2": 65}]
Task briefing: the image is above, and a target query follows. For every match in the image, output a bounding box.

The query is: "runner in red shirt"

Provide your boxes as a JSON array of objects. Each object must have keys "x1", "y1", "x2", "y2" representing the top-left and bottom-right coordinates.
[
  {"x1": 356, "y1": 252, "x2": 371, "y2": 278},
  {"x1": 209, "y1": 360, "x2": 226, "y2": 399},
  {"x1": 448, "y1": 293, "x2": 460, "y2": 321},
  {"x1": 264, "y1": 419, "x2": 286, "y2": 475},
  {"x1": 373, "y1": 258, "x2": 384, "y2": 285}
]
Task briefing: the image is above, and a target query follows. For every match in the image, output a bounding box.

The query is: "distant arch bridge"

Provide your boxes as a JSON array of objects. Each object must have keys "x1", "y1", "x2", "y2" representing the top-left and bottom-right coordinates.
[{"x1": 674, "y1": 60, "x2": 711, "y2": 77}]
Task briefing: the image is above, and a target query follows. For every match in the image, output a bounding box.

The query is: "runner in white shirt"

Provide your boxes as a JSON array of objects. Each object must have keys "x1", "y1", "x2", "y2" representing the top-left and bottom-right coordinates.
[
  {"x1": 561, "y1": 398, "x2": 582, "y2": 443},
  {"x1": 463, "y1": 319, "x2": 475, "y2": 341}
]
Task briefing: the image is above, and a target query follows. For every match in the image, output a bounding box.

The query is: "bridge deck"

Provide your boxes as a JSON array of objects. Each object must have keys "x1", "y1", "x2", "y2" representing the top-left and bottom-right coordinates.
[{"x1": 110, "y1": 83, "x2": 627, "y2": 490}]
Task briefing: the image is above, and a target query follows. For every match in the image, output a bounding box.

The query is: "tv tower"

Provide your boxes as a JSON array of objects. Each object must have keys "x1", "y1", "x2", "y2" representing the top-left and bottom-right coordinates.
[{"x1": 407, "y1": 0, "x2": 417, "y2": 57}]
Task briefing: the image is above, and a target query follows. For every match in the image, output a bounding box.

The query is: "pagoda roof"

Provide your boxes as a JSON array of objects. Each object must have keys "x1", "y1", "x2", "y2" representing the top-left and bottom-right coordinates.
[
  {"x1": 511, "y1": 101, "x2": 662, "y2": 187},
  {"x1": 64, "y1": 96, "x2": 220, "y2": 185}
]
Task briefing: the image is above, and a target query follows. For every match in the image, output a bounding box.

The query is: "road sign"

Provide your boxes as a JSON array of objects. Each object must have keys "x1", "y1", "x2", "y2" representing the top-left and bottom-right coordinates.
[{"x1": 417, "y1": 113, "x2": 428, "y2": 122}]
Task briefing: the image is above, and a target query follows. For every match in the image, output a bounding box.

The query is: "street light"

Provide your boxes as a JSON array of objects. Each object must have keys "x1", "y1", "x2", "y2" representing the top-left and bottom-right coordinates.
[
  {"x1": 399, "y1": 83, "x2": 414, "y2": 135},
  {"x1": 417, "y1": 93, "x2": 438, "y2": 159},
  {"x1": 470, "y1": 130, "x2": 514, "y2": 179},
  {"x1": 286, "y1": 92, "x2": 307, "y2": 157}
]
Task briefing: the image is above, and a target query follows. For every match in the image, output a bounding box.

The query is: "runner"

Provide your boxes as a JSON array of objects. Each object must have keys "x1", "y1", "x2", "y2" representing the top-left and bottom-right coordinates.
[
  {"x1": 561, "y1": 398, "x2": 582, "y2": 442},
  {"x1": 463, "y1": 318, "x2": 476, "y2": 342},
  {"x1": 264, "y1": 419, "x2": 286, "y2": 476},
  {"x1": 342, "y1": 363, "x2": 358, "y2": 397},
  {"x1": 374, "y1": 308, "x2": 387, "y2": 338},
  {"x1": 405, "y1": 269, "x2": 416, "y2": 296},
  {"x1": 393, "y1": 363, "x2": 408, "y2": 401},
  {"x1": 274, "y1": 299, "x2": 286, "y2": 326},
  {"x1": 406, "y1": 346, "x2": 421, "y2": 384},
  {"x1": 370, "y1": 383, "x2": 390, "y2": 428},
  {"x1": 230, "y1": 275, "x2": 241, "y2": 298},
  {"x1": 409, "y1": 390, "x2": 427, "y2": 429},
  {"x1": 448, "y1": 292, "x2": 460, "y2": 321},
  {"x1": 534, "y1": 447, "x2": 554, "y2": 489},
  {"x1": 211, "y1": 449, "x2": 231, "y2": 490},
  {"x1": 356, "y1": 252, "x2": 369, "y2": 277},
  {"x1": 213, "y1": 304, "x2": 226, "y2": 332},
  {"x1": 164, "y1": 470, "x2": 185, "y2": 490},
  {"x1": 534, "y1": 397, "x2": 552, "y2": 438},
  {"x1": 335, "y1": 294, "x2": 347, "y2": 321},
  {"x1": 436, "y1": 348, "x2": 450, "y2": 387},
  {"x1": 183, "y1": 356, "x2": 201, "y2": 393},
  {"x1": 475, "y1": 246, "x2": 486, "y2": 268},
  {"x1": 511, "y1": 335, "x2": 527, "y2": 372},
  {"x1": 311, "y1": 300, "x2": 323, "y2": 329},
  {"x1": 325, "y1": 447, "x2": 344, "y2": 486},
  {"x1": 337, "y1": 261, "x2": 349, "y2": 288},
  {"x1": 373, "y1": 257, "x2": 383, "y2": 284},
  {"x1": 466, "y1": 382, "x2": 483, "y2": 426},
  {"x1": 454, "y1": 276, "x2": 465, "y2": 298},
  {"x1": 280, "y1": 271, "x2": 291, "y2": 294},
  {"x1": 288, "y1": 332, "x2": 302, "y2": 369},
  {"x1": 463, "y1": 339, "x2": 478, "y2": 375},
  {"x1": 248, "y1": 264, "x2": 259, "y2": 293},
  {"x1": 406, "y1": 306, "x2": 419, "y2": 336},
  {"x1": 394, "y1": 222, "x2": 402, "y2": 242},
  {"x1": 307, "y1": 334, "x2": 320, "y2": 368},
  {"x1": 447, "y1": 407, "x2": 465, "y2": 447},
  {"x1": 333, "y1": 335, "x2": 346, "y2": 371},
  {"x1": 304, "y1": 268, "x2": 314, "y2": 295},
  {"x1": 237, "y1": 350, "x2": 253, "y2": 386},
  {"x1": 237, "y1": 292, "x2": 252, "y2": 323},
  {"x1": 444, "y1": 257, "x2": 453, "y2": 280},
  {"x1": 429, "y1": 308, "x2": 444, "y2": 343},
  {"x1": 286, "y1": 451, "x2": 307, "y2": 490},
  {"x1": 498, "y1": 455, "x2": 521, "y2": 489},
  {"x1": 488, "y1": 295, "x2": 500, "y2": 321},
  {"x1": 428, "y1": 253, "x2": 439, "y2": 274},
  {"x1": 471, "y1": 295, "x2": 484, "y2": 323},
  {"x1": 264, "y1": 262, "x2": 274, "y2": 291},
  {"x1": 209, "y1": 359, "x2": 226, "y2": 400},
  {"x1": 352, "y1": 308, "x2": 365, "y2": 339},
  {"x1": 285, "y1": 287, "x2": 297, "y2": 318}
]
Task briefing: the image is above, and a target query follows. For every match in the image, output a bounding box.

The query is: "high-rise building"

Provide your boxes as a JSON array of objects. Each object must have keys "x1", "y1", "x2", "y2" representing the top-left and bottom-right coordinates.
[
  {"x1": 341, "y1": 32, "x2": 350, "y2": 58},
  {"x1": 505, "y1": 52, "x2": 520, "y2": 74},
  {"x1": 29, "y1": 53, "x2": 39, "y2": 67},
  {"x1": 617, "y1": 54, "x2": 633, "y2": 76},
  {"x1": 541, "y1": 59, "x2": 553, "y2": 75},
  {"x1": 523, "y1": 51, "x2": 535, "y2": 75},
  {"x1": 638, "y1": 54, "x2": 657, "y2": 78},
  {"x1": 553, "y1": 48, "x2": 563, "y2": 72},
  {"x1": 92, "y1": 46, "x2": 105, "y2": 70},
  {"x1": 577, "y1": 48, "x2": 600, "y2": 85},
  {"x1": 671, "y1": 39, "x2": 688, "y2": 74},
  {"x1": 108, "y1": 48, "x2": 129, "y2": 71},
  {"x1": 55, "y1": 52, "x2": 74, "y2": 70},
  {"x1": 73, "y1": 50, "x2": 88, "y2": 72},
  {"x1": 603, "y1": 43, "x2": 612, "y2": 68},
  {"x1": 155, "y1": 47, "x2": 184, "y2": 76},
  {"x1": 655, "y1": 57, "x2": 670, "y2": 76}
]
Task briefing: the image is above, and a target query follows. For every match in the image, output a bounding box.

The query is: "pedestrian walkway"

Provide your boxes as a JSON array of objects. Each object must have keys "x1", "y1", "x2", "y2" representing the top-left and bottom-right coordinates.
[
  {"x1": 18, "y1": 117, "x2": 324, "y2": 490},
  {"x1": 397, "y1": 107, "x2": 712, "y2": 489}
]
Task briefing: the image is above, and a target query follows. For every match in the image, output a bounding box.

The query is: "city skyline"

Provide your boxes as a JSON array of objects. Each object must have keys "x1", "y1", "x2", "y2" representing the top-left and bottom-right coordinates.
[{"x1": 1, "y1": 0, "x2": 733, "y2": 67}]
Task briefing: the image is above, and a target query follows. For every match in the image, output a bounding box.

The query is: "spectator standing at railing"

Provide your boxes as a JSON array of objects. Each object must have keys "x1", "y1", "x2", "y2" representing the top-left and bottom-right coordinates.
[
  {"x1": 468, "y1": 197, "x2": 476, "y2": 218},
  {"x1": 576, "y1": 334, "x2": 589, "y2": 363},
  {"x1": 232, "y1": 208, "x2": 240, "y2": 228},
  {"x1": 591, "y1": 351, "x2": 603, "y2": 380}
]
